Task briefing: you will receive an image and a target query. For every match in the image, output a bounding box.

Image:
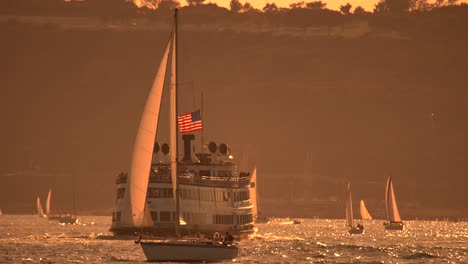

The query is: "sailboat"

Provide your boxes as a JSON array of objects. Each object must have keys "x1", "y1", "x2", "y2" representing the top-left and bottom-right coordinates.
[
  {"x1": 37, "y1": 196, "x2": 46, "y2": 217},
  {"x1": 129, "y1": 9, "x2": 239, "y2": 262},
  {"x1": 384, "y1": 176, "x2": 404, "y2": 230},
  {"x1": 46, "y1": 188, "x2": 77, "y2": 224},
  {"x1": 250, "y1": 167, "x2": 270, "y2": 224},
  {"x1": 46, "y1": 189, "x2": 61, "y2": 220},
  {"x1": 359, "y1": 200, "x2": 373, "y2": 220},
  {"x1": 0, "y1": 208, "x2": 2, "y2": 216},
  {"x1": 346, "y1": 181, "x2": 364, "y2": 234}
]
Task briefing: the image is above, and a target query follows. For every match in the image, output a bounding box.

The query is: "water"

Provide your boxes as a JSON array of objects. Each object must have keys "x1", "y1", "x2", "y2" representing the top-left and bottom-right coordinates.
[{"x1": 0, "y1": 215, "x2": 466, "y2": 263}]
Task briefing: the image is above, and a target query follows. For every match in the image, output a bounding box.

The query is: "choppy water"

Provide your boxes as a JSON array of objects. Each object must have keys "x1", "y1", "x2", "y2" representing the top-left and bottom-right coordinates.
[{"x1": 0, "y1": 215, "x2": 467, "y2": 263}]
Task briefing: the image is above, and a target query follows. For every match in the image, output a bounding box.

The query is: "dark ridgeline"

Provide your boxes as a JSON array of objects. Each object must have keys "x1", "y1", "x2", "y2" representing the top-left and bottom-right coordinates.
[{"x1": 0, "y1": 0, "x2": 467, "y2": 219}]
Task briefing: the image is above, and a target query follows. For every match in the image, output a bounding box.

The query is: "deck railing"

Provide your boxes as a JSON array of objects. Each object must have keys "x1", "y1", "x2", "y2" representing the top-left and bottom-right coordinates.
[{"x1": 116, "y1": 174, "x2": 251, "y2": 188}]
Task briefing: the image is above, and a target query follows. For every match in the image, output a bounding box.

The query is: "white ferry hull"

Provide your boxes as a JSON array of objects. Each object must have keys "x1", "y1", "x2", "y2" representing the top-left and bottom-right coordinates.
[{"x1": 140, "y1": 241, "x2": 238, "y2": 262}]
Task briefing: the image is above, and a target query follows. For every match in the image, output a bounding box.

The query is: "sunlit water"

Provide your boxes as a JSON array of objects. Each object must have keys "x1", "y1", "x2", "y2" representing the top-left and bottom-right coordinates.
[{"x1": 0, "y1": 215, "x2": 466, "y2": 263}]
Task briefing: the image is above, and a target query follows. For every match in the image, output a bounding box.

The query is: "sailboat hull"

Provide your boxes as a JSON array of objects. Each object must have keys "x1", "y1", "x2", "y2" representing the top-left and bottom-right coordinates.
[
  {"x1": 140, "y1": 241, "x2": 238, "y2": 262},
  {"x1": 384, "y1": 222, "x2": 404, "y2": 230},
  {"x1": 348, "y1": 227, "x2": 364, "y2": 234}
]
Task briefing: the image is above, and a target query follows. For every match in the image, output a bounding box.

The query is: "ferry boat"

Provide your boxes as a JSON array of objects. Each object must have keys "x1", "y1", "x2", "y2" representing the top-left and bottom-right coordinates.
[{"x1": 110, "y1": 138, "x2": 255, "y2": 238}]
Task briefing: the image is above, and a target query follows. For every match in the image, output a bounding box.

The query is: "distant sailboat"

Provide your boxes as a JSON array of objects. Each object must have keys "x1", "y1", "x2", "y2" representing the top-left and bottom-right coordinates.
[
  {"x1": 360, "y1": 200, "x2": 373, "y2": 220},
  {"x1": 46, "y1": 189, "x2": 60, "y2": 220},
  {"x1": 250, "y1": 167, "x2": 270, "y2": 223},
  {"x1": 37, "y1": 197, "x2": 46, "y2": 217},
  {"x1": 0, "y1": 208, "x2": 2, "y2": 216},
  {"x1": 46, "y1": 188, "x2": 77, "y2": 223},
  {"x1": 346, "y1": 181, "x2": 364, "y2": 234},
  {"x1": 384, "y1": 176, "x2": 404, "y2": 230}
]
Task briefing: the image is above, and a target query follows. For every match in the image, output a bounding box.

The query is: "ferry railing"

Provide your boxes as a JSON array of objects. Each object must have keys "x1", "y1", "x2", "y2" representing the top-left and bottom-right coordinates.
[
  {"x1": 116, "y1": 174, "x2": 251, "y2": 188},
  {"x1": 149, "y1": 174, "x2": 251, "y2": 188}
]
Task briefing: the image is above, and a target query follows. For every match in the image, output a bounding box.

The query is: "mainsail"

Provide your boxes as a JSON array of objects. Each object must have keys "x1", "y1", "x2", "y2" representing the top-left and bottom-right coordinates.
[
  {"x1": 120, "y1": 40, "x2": 172, "y2": 227},
  {"x1": 385, "y1": 176, "x2": 402, "y2": 222},
  {"x1": 249, "y1": 167, "x2": 258, "y2": 218},
  {"x1": 359, "y1": 200, "x2": 373, "y2": 220},
  {"x1": 345, "y1": 181, "x2": 353, "y2": 228},
  {"x1": 46, "y1": 189, "x2": 51, "y2": 215},
  {"x1": 37, "y1": 197, "x2": 45, "y2": 217}
]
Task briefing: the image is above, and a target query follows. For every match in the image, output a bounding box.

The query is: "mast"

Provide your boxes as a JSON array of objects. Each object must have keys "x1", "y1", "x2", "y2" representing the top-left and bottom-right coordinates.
[{"x1": 174, "y1": 8, "x2": 180, "y2": 238}]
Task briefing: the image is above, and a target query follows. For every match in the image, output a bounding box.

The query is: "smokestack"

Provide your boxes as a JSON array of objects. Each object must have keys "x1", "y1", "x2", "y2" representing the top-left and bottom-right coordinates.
[{"x1": 182, "y1": 134, "x2": 195, "y2": 162}]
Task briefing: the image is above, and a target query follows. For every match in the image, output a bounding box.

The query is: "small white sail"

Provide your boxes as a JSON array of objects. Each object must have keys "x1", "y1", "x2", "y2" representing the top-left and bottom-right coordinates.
[
  {"x1": 37, "y1": 197, "x2": 44, "y2": 217},
  {"x1": 345, "y1": 181, "x2": 353, "y2": 228},
  {"x1": 46, "y1": 189, "x2": 51, "y2": 215},
  {"x1": 249, "y1": 167, "x2": 258, "y2": 218},
  {"x1": 385, "y1": 176, "x2": 402, "y2": 222},
  {"x1": 0, "y1": 208, "x2": 2, "y2": 216},
  {"x1": 121, "y1": 40, "x2": 172, "y2": 227},
  {"x1": 359, "y1": 200, "x2": 373, "y2": 220}
]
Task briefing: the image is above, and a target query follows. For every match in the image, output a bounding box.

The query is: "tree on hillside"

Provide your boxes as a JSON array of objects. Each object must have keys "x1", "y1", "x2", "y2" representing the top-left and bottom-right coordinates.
[
  {"x1": 263, "y1": 2, "x2": 278, "y2": 12},
  {"x1": 187, "y1": 0, "x2": 205, "y2": 6},
  {"x1": 289, "y1": 1, "x2": 305, "y2": 9},
  {"x1": 374, "y1": 0, "x2": 411, "y2": 13},
  {"x1": 242, "y1": 2, "x2": 255, "y2": 12},
  {"x1": 230, "y1": 0, "x2": 242, "y2": 12},
  {"x1": 411, "y1": 0, "x2": 431, "y2": 11},
  {"x1": 305, "y1": 1, "x2": 327, "y2": 10},
  {"x1": 139, "y1": 0, "x2": 158, "y2": 9},
  {"x1": 158, "y1": 0, "x2": 179, "y2": 11},
  {"x1": 339, "y1": 3, "x2": 352, "y2": 14},
  {"x1": 353, "y1": 6, "x2": 367, "y2": 14}
]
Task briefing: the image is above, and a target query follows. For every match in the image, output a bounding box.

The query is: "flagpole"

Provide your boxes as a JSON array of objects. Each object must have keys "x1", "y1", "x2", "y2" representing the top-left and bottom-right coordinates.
[{"x1": 201, "y1": 91, "x2": 205, "y2": 153}]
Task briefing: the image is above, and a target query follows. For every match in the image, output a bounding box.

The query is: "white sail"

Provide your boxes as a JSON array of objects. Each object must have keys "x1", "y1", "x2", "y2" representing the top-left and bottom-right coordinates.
[
  {"x1": 37, "y1": 197, "x2": 44, "y2": 217},
  {"x1": 46, "y1": 189, "x2": 51, "y2": 215},
  {"x1": 0, "y1": 208, "x2": 2, "y2": 216},
  {"x1": 345, "y1": 181, "x2": 353, "y2": 227},
  {"x1": 121, "y1": 41, "x2": 171, "y2": 227},
  {"x1": 385, "y1": 176, "x2": 402, "y2": 222},
  {"x1": 359, "y1": 200, "x2": 373, "y2": 220},
  {"x1": 249, "y1": 167, "x2": 258, "y2": 218},
  {"x1": 169, "y1": 31, "x2": 178, "y2": 202}
]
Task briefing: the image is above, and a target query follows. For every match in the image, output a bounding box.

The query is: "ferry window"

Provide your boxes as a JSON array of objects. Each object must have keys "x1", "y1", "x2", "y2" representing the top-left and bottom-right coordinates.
[
  {"x1": 237, "y1": 214, "x2": 253, "y2": 224},
  {"x1": 180, "y1": 189, "x2": 198, "y2": 200},
  {"x1": 199, "y1": 170, "x2": 211, "y2": 176},
  {"x1": 147, "y1": 188, "x2": 173, "y2": 198},
  {"x1": 213, "y1": 214, "x2": 234, "y2": 225},
  {"x1": 160, "y1": 211, "x2": 171, "y2": 222},
  {"x1": 117, "y1": 188, "x2": 125, "y2": 199},
  {"x1": 150, "y1": 211, "x2": 158, "y2": 222},
  {"x1": 232, "y1": 190, "x2": 250, "y2": 202}
]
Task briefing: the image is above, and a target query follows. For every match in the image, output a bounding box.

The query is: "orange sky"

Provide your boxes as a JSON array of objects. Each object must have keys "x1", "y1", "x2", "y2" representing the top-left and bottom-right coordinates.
[
  {"x1": 199, "y1": 0, "x2": 380, "y2": 11},
  {"x1": 135, "y1": 0, "x2": 467, "y2": 12}
]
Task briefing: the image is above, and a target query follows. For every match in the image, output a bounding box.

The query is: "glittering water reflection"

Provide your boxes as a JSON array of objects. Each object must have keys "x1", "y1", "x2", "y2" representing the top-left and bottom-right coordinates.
[{"x1": 0, "y1": 216, "x2": 466, "y2": 263}]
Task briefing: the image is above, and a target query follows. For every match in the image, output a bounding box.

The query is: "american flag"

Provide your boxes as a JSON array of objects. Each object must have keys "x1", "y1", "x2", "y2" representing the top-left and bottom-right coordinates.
[{"x1": 177, "y1": 110, "x2": 203, "y2": 133}]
